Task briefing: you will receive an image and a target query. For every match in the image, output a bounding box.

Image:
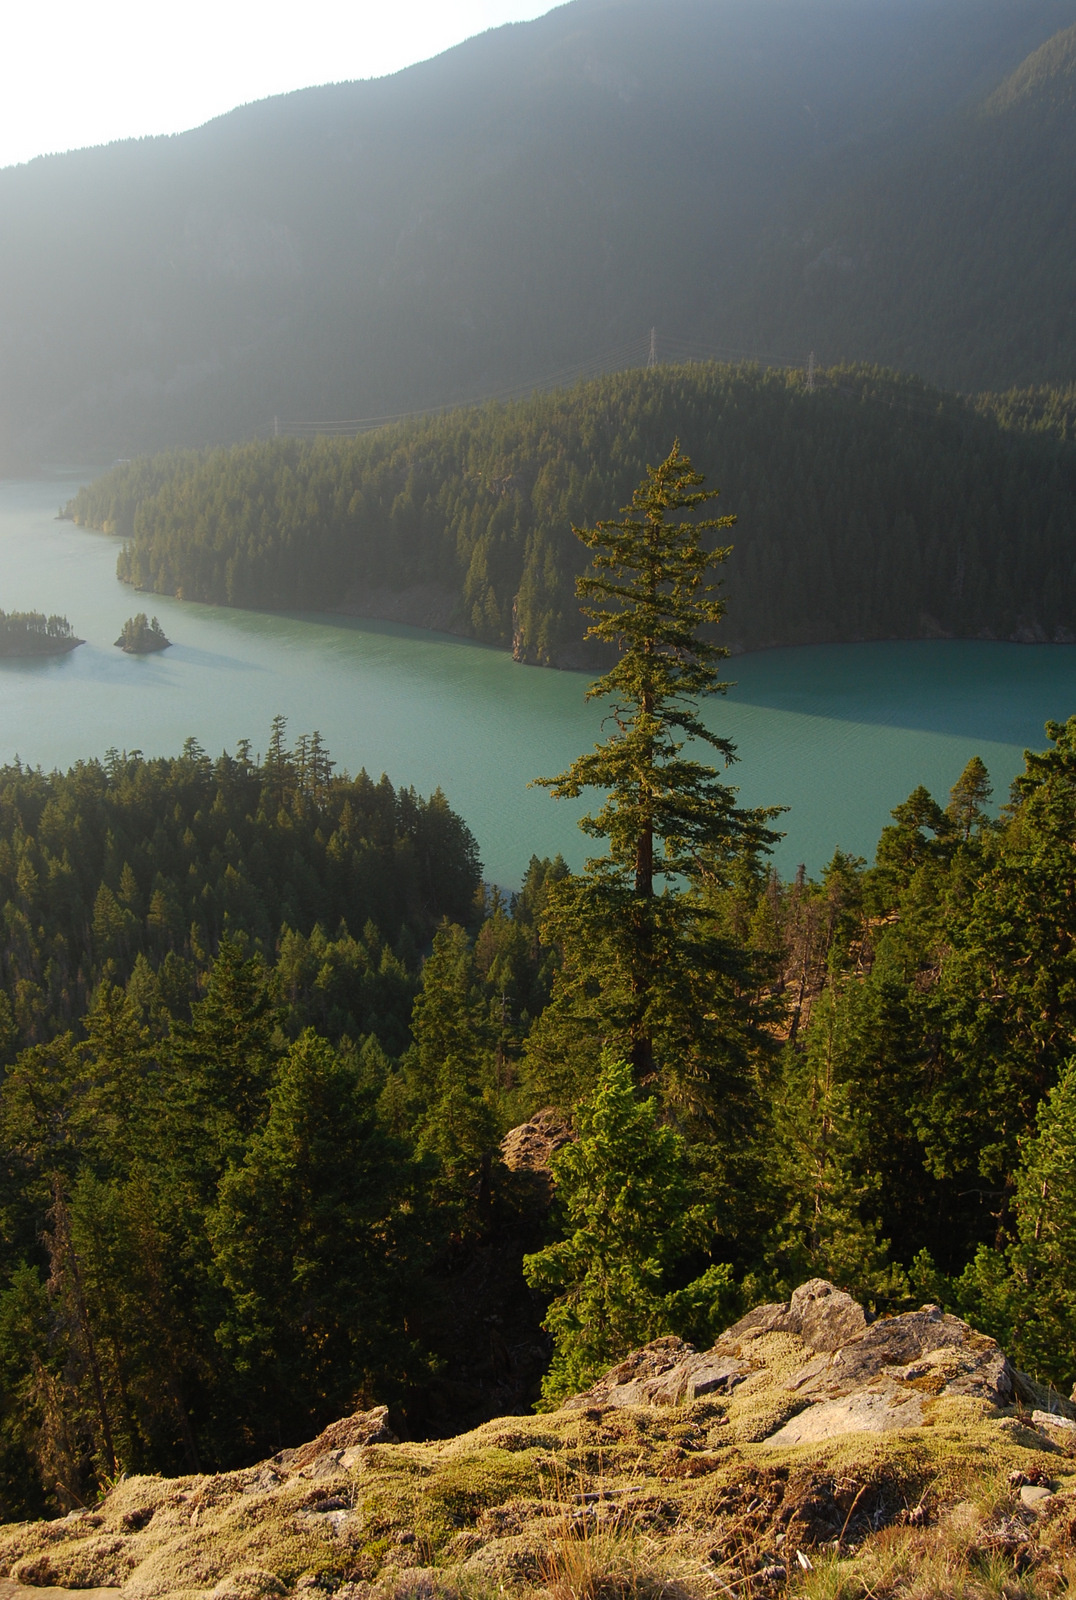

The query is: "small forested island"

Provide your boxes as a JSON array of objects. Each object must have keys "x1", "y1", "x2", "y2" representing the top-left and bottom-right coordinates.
[
  {"x1": 0, "y1": 608, "x2": 82, "y2": 657},
  {"x1": 114, "y1": 611, "x2": 170, "y2": 652}
]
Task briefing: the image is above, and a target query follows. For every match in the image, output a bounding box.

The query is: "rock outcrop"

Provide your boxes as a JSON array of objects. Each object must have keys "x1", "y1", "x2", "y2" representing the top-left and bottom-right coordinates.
[
  {"x1": 563, "y1": 1278, "x2": 1036, "y2": 1446},
  {"x1": 1, "y1": 1283, "x2": 1074, "y2": 1600},
  {"x1": 499, "y1": 1109, "x2": 573, "y2": 1181}
]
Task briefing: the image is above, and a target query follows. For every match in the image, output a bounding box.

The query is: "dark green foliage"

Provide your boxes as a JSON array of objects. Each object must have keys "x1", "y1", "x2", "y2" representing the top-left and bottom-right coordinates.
[
  {"x1": 69, "y1": 364, "x2": 1076, "y2": 662},
  {"x1": 945, "y1": 756, "x2": 993, "y2": 840},
  {"x1": 949, "y1": 1060, "x2": 1076, "y2": 1390},
  {"x1": 523, "y1": 443, "x2": 781, "y2": 1123},
  {"x1": 0, "y1": 836, "x2": 561, "y2": 1513},
  {"x1": 974, "y1": 384, "x2": 1076, "y2": 442},
  {"x1": 0, "y1": 954, "x2": 422, "y2": 1503},
  {"x1": 209, "y1": 1030, "x2": 421, "y2": 1440},
  {"x1": 405, "y1": 922, "x2": 500, "y2": 1205},
  {"x1": 11, "y1": 703, "x2": 1076, "y2": 1509},
  {"x1": 535, "y1": 439, "x2": 744, "y2": 884},
  {"x1": 915, "y1": 719, "x2": 1076, "y2": 1190},
  {"x1": 522, "y1": 1054, "x2": 730, "y2": 1405},
  {"x1": 765, "y1": 978, "x2": 911, "y2": 1307},
  {"x1": 114, "y1": 613, "x2": 169, "y2": 652},
  {"x1": 748, "y1": 724, "x2": 1076, "y2": 1307},
  {"x1": 0, "y1": 725, "x2": 481, "y2": 1053},
  {"x1": 0, "y1": 611, "x2": 79, "y2": 657}
]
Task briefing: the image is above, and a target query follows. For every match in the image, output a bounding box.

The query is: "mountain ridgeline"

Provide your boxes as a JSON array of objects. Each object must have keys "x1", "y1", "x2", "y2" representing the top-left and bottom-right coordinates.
[
  {"x1": 69, "y1": 364, "x2": 1076, "y2": 661},
  {"x1": 4, "y1": 0, "x2": 1076, "y2": 465},
  {"x1": 745, "y1": 17, "x2": 1076, "y2": 391}
]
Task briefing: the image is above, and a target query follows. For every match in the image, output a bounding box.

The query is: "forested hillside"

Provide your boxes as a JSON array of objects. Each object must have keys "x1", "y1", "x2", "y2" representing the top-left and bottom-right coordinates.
[
  {"x1": 0, "y1": 725, "x2": 480, "y2": 1056},
  {"x1": 4, "y1": 0, "x2": 1076, "y2": 465},
  {"x1": 69, "y1": 364, "x2": 1076, "y2": 660},
  {"x1": 4, "y1": 713, "x2": 1076, "y2": 1518}
]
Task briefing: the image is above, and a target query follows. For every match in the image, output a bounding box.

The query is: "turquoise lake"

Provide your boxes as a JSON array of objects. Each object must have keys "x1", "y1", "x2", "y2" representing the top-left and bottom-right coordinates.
[{"x1": 4, "y1": 473, "x2": 1076, "y2": 886}]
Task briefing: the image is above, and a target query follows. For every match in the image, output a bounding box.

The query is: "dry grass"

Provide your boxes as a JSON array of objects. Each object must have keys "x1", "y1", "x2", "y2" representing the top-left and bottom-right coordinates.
[
  {"x1": 791, "y1": 1473, "x2": 1076, "y2": 1600},
  {"x1": 532, "y1": 1463, "x2": 716, "y2": 1600},
  {"x1": 2, "y1": 1329, "x2": 1076, "y2": 1600}
]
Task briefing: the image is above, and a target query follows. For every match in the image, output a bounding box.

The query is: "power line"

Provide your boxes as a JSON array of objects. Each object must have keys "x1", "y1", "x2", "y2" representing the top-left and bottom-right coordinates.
[
  {"x1": 266, "y1": 332, "x2": 827, "y2": 439},
  {"x1": 270, "y1": 335, "x2": 651, "y2": 437}
]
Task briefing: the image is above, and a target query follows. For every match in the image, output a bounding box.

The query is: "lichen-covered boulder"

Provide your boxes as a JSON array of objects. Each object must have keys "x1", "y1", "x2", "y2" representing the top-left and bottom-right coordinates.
[
  {"x1": 723, "y1": 1278, "x2": 869, "y2": 1353},
  {"x1": 561, "y1": 1280, "x2": 1043, "y2": 1447}
]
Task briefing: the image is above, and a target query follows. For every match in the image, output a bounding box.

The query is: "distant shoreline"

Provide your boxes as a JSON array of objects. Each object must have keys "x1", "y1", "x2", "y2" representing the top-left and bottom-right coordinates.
[{"x1": 0, "y1": 636, "x2": 83, "y2": 659}]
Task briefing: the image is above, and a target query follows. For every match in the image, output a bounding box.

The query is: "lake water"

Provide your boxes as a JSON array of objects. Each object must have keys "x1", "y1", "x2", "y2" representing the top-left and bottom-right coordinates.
[{"x1": 4, "y1": 472, "x2": 1076, "y2": 886}]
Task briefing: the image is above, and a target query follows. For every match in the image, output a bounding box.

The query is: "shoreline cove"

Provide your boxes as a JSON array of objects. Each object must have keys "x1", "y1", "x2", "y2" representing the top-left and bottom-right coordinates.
[{"x1": 3, "y1": 475, "x2": 1076, "y2": 884}]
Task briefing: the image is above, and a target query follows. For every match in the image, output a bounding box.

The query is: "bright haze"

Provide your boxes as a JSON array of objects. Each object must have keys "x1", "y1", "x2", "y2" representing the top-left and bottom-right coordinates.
[{"x1": 2, "y1": 0, "x2": 557, "y2": 169}]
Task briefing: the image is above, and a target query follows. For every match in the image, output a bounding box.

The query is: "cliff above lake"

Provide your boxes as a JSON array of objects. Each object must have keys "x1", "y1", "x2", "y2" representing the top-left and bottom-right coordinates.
[{"x1": 2, "y1": 1281, "x2": 1075, "y2": 1600}]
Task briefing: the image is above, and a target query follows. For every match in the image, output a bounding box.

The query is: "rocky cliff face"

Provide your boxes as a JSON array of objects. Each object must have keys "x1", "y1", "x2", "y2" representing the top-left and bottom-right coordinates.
[{"x1": 2, "y1": 1282, "x2": 1075, "y2": 1600}]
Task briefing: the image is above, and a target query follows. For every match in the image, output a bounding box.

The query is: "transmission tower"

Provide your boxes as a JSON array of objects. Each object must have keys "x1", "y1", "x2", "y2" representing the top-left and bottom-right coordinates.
[
  {"x1": 806, "y1": 351, "x2": 816, "y2": 393},
  {"x1": 647, "y1": 327, "x2": 658, "y2": 369}
]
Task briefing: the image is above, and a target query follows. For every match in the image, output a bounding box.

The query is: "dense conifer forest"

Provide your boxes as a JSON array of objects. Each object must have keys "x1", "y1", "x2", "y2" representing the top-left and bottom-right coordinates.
[
  {"x1": 0, "y1": 726, "x2": 480, "y2": 1058},
  {"x1": 7, "y1": 452, "x2": 1076, "y2": 1527},
  {"x1": 69, "y1": 364, "x2": 1076, "y2": 662},
  {"x1": 4, "y1": 714, "x2": 1076, "y2": 1517}
]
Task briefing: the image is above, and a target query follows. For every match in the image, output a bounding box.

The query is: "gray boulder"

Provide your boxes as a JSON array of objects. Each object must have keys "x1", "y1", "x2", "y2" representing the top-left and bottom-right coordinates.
[
  {"x1": 723, "y1": 1278, "x2": 869, "y2": 1354},
  {"x1": 561, "y1": 1279, "x2": 1053, "y2": 1447},
  {"x1": 561, "y1": 1336, "x2": 746, "y2": 1410}
]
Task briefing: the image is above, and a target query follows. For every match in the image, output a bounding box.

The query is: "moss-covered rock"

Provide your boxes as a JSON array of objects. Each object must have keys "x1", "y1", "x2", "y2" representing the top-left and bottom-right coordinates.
[{"x1": 2, "y1": 1286, "x2": 1076, "y2": 1600}]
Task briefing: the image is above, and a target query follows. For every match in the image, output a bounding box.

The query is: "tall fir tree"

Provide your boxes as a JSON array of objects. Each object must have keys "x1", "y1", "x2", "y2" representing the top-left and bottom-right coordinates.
[
  {"x1": 526, "y1": 443, "x2": 781, "y2": 1122},
  {"x1": 945, "y1": 756, "x2": 993, "y2": 840}
]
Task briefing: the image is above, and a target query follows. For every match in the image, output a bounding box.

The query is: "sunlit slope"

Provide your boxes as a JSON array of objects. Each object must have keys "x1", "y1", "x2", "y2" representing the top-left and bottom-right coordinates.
[
  {"x1": 69, "y1": 363, "x2": 1076, "y2": 661},
  {"x1": 748, "y1": 21, "x2": 1076, "y2": 387},
  {"x1": 2, "y1": 0, "x2": 1076, "y2": 465}
]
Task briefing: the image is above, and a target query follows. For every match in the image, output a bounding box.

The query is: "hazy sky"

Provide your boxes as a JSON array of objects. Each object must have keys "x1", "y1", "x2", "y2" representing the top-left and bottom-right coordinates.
[{"x1": 2, "y1": 0, "x2": 559, "y2": 170}]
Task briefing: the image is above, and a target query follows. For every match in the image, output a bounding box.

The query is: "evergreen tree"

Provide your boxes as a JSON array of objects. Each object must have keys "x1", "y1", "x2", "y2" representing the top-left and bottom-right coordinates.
[
  {"x1": 921, "y1": 720, "x2": 1076, "y2": 1188},
  {"x1": 945, "y1": 756, "x2": 993, "y2": 839},
  {"x1": 407, "y1": 923, "x2": 500, "y2": 1210},
  {"x1": 168, "y1": 938, "x2": 282, "y2": 1176},
  {"x1": 767, "y1": 983, "x2": 906, "y2": 1304},
  {"x1": 955, "y1": 1057, "x2": 1076, "y2": 1389},
  {"x1": 209, "y1": 1030, "x2": 419, "y2": 1445},
  {"x1": 522, "y1": 1054, "x2": 729, "y2": 1404},
  {"x1": 873, "y1": 784, "x2": 952, "y2": 888},
  {"x1": 527, "y1": 443, "x2": 780, "y2": 1118}
]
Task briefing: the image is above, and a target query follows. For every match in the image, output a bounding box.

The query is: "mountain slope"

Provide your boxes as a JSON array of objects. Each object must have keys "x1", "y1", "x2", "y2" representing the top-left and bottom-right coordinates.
[
  {"x1": 745, "y1": 19, "x2": 1076, "y2": 387},
  {"x1": 3, "y1": 0, "x2": 1076, "y2": 466}
]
